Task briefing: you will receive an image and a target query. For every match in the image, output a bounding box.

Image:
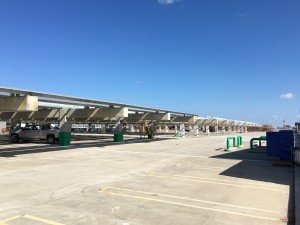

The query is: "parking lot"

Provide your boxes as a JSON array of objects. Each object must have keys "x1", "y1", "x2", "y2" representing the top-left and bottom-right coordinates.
[{"x1": 0, "y1": 133, "x2": 293, "y2": 225}]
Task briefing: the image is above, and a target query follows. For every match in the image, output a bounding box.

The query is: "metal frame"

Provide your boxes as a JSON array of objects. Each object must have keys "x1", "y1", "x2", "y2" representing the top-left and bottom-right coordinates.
[
  {"x1": 196, "y1": 116, "x2": 261, "y2": 127},
  {"x1": 0, "y1": 87, "x2": 195, "y2": 116},
  {"x1": 0, "y1": 87, "x2": 262, "y2": 127}
]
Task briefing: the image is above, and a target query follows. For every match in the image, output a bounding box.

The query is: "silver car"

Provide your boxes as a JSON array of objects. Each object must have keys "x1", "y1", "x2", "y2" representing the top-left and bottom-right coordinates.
[{"x1": 9, "y1": 125, "x2": 59, "y2": 144}]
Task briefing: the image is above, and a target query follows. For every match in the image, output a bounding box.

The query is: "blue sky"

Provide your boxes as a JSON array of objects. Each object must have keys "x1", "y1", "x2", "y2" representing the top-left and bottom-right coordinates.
[{"x1": 0, "y1": 0, "x2": 299, "y2": 126}]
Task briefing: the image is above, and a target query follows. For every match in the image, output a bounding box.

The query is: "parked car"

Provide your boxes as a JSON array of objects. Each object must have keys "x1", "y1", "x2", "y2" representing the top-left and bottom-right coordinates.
[{"x1": 9, "y1": 125, "x2": 59, "y2": 144}]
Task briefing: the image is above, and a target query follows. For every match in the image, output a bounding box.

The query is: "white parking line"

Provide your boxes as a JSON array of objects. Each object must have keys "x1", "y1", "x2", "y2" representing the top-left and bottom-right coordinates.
[
  {"x1": 101, "y1": 187, "x2": 281, "y2": 214},
  {"x1": 98, "y1": 187, "x2": 280, "y2": 221},
  {"x1": 146, "y1": 173, "x2": 285, "y2": 192}
]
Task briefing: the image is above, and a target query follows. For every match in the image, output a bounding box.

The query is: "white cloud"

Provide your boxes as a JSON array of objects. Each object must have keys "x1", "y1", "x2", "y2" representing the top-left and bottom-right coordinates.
[
  {"x1": 280, "y1": 92, "x2": 294, "y2": 99},
  {"x1": 237, "y1": 12, "x2": 249, "y2": 17},
  {"x1": 158, "y1": 0, "x2": 182, "y2": 5}
]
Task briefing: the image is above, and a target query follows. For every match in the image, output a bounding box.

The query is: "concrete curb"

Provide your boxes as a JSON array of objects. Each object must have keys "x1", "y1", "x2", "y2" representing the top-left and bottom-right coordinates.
[{"x1": 295, "y1": 166, "x2": 300, "y2": 225}]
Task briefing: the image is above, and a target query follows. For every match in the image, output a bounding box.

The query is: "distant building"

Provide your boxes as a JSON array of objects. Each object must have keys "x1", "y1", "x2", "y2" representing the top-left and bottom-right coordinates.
[
  {"x1": 261, "y1": 124, "x2": 274, "y2": 131},
  {"x1": 277, "y1": 125, "x2": 293, "y2": 130},
  {"x1": 295, "y1": 122, "x2": 300, "y2": 131}
]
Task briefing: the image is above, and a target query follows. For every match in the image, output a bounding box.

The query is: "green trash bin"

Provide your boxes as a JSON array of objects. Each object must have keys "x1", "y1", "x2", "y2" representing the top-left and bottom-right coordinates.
[
  {"x1": 59, "y1": 132, "x2": 71, "y2": 146},
  {"x1": 114, "y1": 131, "x2": 124, "y2": 142},
  {"x1": 148, "y1": 132, "x2": 154, "y2": 139}
]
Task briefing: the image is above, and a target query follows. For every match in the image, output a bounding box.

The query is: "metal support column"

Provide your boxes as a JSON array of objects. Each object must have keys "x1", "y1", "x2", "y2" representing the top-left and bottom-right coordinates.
[{"x1": 59, "y1": 108, "x2": 72, "y2": 146}]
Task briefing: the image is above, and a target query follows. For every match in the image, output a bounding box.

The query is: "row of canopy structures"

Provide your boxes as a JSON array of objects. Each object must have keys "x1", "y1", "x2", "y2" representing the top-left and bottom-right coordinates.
[{"x1": 0, "y1": 87, "x2": 263, "y2": 145}]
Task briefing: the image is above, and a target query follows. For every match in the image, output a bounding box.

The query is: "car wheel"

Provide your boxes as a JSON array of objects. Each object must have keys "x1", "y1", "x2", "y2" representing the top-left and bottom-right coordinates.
[
  {"x1": 10, "y1": 134, "x2": 20, "y2": 143},
  {"x1": 46, "y1": 135, "x2": 55, "y2": 144}
]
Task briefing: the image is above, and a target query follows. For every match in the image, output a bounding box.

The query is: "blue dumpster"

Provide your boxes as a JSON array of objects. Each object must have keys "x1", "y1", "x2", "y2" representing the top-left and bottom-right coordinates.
[
  {"x1": 279, "y1": 130, "x2": 294, "y2": 160},
  {"x1": 267, "y1": 130, "x2": 294, "y2": 161},
  {"x1": 267, "y1": 131, "x2": 280, "y2": 157}
]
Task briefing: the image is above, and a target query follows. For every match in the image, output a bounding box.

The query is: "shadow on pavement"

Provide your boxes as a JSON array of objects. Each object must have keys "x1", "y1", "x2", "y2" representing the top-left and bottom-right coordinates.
[
  {"x1": 0, "y1": 137, "x2": 172, "y2": 158},
  {"x1": 211, "y1": 148, "x2": 295, "y2": 224}
]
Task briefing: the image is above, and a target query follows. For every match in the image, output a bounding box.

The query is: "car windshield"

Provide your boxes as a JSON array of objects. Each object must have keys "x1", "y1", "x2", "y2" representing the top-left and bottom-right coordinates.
[
  {"x1": 42, "y1": 125, "x2": 51, "y2": 130},
  {"x1": 22, "y1": 125, "x2": 40, "y2": 130},
  {"x1": 32, "y1": 126, "x2": 40, "y2": 130},
  {"x1": 22, "y1": 126, "x2": 32, "y2": 130}
]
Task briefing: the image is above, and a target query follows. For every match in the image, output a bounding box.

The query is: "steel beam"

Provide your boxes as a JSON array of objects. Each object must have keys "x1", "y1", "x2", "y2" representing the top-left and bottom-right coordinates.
[
  {"x1": 171, "y1": 116, "x2": 197, "y2": 123},
  {"x1": 0, "y1": 87, "x2": 195, "y2": 116}
]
